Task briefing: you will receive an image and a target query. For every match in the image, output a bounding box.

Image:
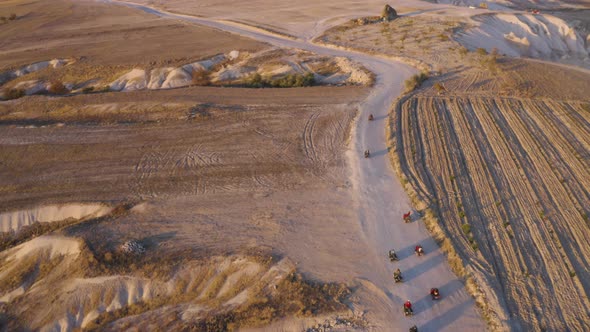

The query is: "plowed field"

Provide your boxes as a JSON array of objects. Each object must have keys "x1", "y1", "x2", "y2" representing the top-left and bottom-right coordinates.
[{"x1": 393, "y1": 95, "x2": 590, "y2": 330}]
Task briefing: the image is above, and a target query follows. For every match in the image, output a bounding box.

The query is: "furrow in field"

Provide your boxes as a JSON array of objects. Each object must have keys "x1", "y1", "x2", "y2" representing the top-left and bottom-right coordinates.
[{"x1": 488, "y1": 98, "x2": 589, "y2": 329}]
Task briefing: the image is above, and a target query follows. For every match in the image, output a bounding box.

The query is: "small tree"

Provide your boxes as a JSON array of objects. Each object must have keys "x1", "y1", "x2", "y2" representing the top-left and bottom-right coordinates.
[{"x1": 8, "y1": 13, "x2": 17, "y2": 20}]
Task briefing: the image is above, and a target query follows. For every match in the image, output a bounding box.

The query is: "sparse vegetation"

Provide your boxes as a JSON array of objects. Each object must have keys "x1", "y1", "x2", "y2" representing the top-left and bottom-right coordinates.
[
  {"x1": 82, "y1": 86, "x2": 95, "y2": 93},
  {"x1": 461, "y1": 223, "x2": 471, "y2": 235},
  {"x1": 192, "y1": 69, "x2": 211, "y2": 86},
  {"x1": 244, "y1": 72, "x2": 315, "y2": 88},
  {"x1": 48, "y1": 80, "x2": 69, "y2": 95},
  {"x1": 434, "y1": 82, "x2": 446, "y2": 93},
  {"x1": 3, "y1": 88, "x2": 25, "y2": 100}
]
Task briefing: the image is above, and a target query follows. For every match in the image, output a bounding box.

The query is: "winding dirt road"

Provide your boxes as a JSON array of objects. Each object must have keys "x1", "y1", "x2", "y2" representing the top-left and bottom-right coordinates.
[{"x1": 102, "y1": 1, "x2": 486, "y2": 330}]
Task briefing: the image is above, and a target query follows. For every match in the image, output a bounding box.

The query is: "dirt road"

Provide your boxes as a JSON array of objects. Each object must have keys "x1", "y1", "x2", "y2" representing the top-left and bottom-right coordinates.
[{"x1": 101, "y1": 1, "x2": 485, "y2": 330}]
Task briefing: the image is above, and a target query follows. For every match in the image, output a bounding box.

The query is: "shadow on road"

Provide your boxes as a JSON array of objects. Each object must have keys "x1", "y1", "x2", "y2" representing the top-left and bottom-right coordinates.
[{"x1": 419, "y1": 300, "x2": 476, "y2": 331}]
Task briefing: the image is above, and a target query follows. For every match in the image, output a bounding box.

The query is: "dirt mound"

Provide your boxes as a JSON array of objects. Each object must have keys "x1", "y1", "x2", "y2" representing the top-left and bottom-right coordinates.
[
  {"x1": 0, "y1": 203, "x2": 112, "y2": 234},
  {"x1": 456, "y1": 13, "x2": 590, "y2": 67}
]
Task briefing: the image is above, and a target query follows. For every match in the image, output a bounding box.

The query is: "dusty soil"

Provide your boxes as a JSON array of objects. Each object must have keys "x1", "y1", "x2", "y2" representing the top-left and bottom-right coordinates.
[
  {"x1": 119, "y1": 0, "x2": 434, "y2": 39},
  {"x1": 0, "y1": 0, "x2": 267, "y2": 72},
  {"x1": 0, "y1": 80, "x2": 372, "y2": 331}
]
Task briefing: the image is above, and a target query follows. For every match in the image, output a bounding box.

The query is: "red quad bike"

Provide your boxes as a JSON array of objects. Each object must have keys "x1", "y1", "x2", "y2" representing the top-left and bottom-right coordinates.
[
  {"x1": 403, "y1": 302, "x2": 413, "y2": 317},
  {"x1": 403, "y1": 211, "x2": 411, "y2": 223},
  {"x1": 415, "y1": 245, "x2": 425, "y2": 256},
  {"x1": 430, "y1": 288, "x2": 441, "y2": 300}
]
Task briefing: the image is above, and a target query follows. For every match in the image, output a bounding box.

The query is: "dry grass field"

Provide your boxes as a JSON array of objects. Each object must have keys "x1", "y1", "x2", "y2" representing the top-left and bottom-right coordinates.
[{"x1": 393, "y1": 95, "x2": 590, "y2": 331}]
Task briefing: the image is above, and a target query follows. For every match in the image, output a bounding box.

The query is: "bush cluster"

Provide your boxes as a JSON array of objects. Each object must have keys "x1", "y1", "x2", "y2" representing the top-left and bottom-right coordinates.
[{"x1": 245, "y1": 73, "x2": 315, "y2": 88}]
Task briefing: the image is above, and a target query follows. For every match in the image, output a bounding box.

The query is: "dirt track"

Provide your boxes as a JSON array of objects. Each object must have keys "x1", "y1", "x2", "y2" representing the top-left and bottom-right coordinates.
[
  {"x1": 105, "y1": 1, "x2": 486, "y2": 330},
  {"x1": 395, "y1": 95, "x2": 590, "y2": 330}
]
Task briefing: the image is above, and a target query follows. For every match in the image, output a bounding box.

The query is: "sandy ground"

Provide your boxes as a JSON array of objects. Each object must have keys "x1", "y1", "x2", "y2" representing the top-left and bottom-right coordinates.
[{"x1": 0, "y1": 0, "x2": 267, "y2": 71}]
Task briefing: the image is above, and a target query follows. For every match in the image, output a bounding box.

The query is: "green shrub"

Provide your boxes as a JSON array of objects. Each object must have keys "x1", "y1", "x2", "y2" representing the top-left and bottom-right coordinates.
[
  {"x1": 245, "y1": 73, "x2": 315, "y2": 88},
  {"x1": 82, "y1": 86, "x2": 95, "y2": 93},
  {"x1": 9, "y1": 13, "x2": 17, "y2": 21},
  {"x1": 461, "y1": 223, "x2": 471, "y2": 235},
  {"x1": 270, "y1": 73, "x2": 314, "y2": 88}
]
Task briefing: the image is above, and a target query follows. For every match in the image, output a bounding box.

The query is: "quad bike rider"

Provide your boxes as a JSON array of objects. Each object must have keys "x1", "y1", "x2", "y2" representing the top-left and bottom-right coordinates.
[
  {"x1": 364, "y1": 149, "x2": 370, "y2": 158},
  {"x1": 403, "y1": 300, "x2": 413, "y2": 316},
  {"x1": 394, "y1": 268, "x2": 403, "y2": 283},
  {"x1": 403, "y1": 211, "x2": 411, "y2": 223},
  {"x1": 369, "y1": 114, "x2": 374, "y2": 121},
  {"x1": 388, "y1": 249, "x2": 399, "y2": 262},
  {"x1": 409, "y1": 326, "x2": 418, "y2": 332},
  {"x1": 430, "y1": 288, "x2": 441, "y2": 300},
  {"x1": 415, "y1": 245, "x2": 424, "y2": 256}
]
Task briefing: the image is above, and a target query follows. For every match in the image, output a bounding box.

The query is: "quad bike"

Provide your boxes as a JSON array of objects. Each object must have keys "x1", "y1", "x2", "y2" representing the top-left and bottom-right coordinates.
[
  {"x1": 415, "y1": 246, "x2": 424, "y2": 256},
  {"x1": 430, "y1": 288, "x2": 441, "y2": 300},
  {"x1": 403, "y1": 306, "x2": 413, "y2": 317},
  {"x1": 364, "y1": 150, "x2": 370, "y2": 158},
  {"x1": 369, "y1": 114, "x2": 374, "y2": 121},
  {"x1": 403, "y1": 211, "x2": 411, "y2": 223},
  {"x1": 388, "y1": 250, "x2": 399, "y2": 262}
]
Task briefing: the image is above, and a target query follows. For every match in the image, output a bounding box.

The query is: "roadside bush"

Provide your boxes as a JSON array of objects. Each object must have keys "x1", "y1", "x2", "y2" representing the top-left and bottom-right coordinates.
[
  {"x1": 82, "y1": 86, "x2": 95, "y2": 93},
  {"x1": 3, "y1": 88, "x2": 25, "y2": 100},
  {"x1": 404, "y1": 72, "x2": 428, "y2": 92},
  {"x1": 9, "y1": 13, "x2": 17, "y2": 20},
  {"x1": 192, "y1": 69, "x2": 211, "y2": 86},
  {"x1": 48, "y1": 80, "x2": 69, "y2": 95}
]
